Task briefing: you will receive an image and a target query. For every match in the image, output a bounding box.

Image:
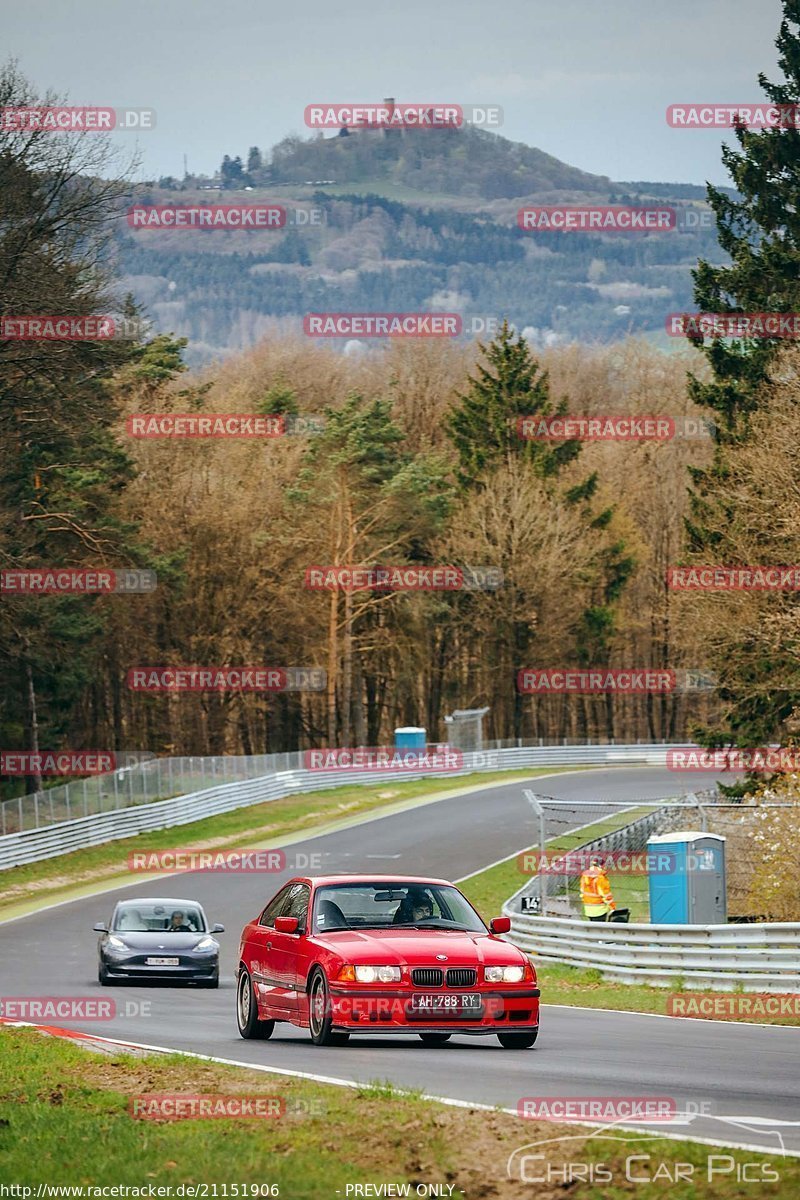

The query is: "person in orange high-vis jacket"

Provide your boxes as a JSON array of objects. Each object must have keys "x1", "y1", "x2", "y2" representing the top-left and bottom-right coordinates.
[{"x1": 580, "y1": 857, "x2": 617, "y2": 921}]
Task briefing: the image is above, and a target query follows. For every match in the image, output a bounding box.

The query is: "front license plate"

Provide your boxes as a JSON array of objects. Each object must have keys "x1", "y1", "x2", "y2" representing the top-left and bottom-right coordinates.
[
  {"x1": 410, "y1": 992, "x2": 482, "y2": 1013},
  {"x1": 145, "y1": 956, "x2": 179, "y2": 966}
]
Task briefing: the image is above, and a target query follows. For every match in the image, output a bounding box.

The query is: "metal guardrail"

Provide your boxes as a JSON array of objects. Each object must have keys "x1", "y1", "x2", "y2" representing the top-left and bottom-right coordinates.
[
  {"x1": 0, "y1": 743, "x2": 695, "y2": 870},
  {"x1": 502, "y1": 909, "x2": 800, "y2": 992}
]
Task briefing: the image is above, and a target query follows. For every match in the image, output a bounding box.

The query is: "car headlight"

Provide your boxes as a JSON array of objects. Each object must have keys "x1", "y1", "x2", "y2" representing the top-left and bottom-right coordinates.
[
  {"x1": 354, "y1": 965, "x2": 401, "y2": 984},
  {"x1": 484, "y1": 964, "x2": 525, "y2": 983},
  {"x1": 106, "y1": 936, "x2": 128, "y2": 953},
  {"x1": 194, "y1": 937, "x2": 218, "y2": 952}
]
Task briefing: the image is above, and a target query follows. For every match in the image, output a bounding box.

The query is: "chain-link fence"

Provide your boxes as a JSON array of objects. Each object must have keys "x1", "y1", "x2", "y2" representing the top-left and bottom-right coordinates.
[
  {"x1": 445, "y1": 708, "x2": 490, "y2": 751},
  {"x1": 0, "y1": 752, "x2": 308, "y2": 835},
  {"x1": 508, "y1": 792, "x2": 800, "y2": 922}
]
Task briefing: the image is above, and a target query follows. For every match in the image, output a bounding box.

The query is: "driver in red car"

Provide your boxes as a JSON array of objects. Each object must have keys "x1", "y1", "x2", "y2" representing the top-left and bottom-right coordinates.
[{"x1": 395, "y1": 887, "x2": 433, "y2": 924}]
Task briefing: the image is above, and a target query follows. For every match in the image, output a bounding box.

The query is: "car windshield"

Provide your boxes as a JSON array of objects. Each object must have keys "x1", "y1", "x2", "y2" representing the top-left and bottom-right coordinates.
[
  {"x1": 311, "y1": 883, "x2": 486, "y2": 934},
  {"x1": 112, "y1": 902, "x2": 206, "y2": 933}
]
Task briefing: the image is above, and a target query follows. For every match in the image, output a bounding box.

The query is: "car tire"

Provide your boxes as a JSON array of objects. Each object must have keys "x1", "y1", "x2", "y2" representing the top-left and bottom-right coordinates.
[
  {"x1": 98, "y1": 963, "x2": 110, "y2": 986},
  {"x1": 497, "y1": 1030, "x2": 538, "y2": 1049},
  {"x1": 236, "y1": 968, "x2": 274, "y2": 1039},
  {"x1": 199, "y1": 972, "x2": 219, "y2": 989},
  {"x1": 418, "y1": 1033, "x2": 451, "y2": 1045},
  {"x1": 308, "y1": 969, "x2": 339, "y2": 1046}
]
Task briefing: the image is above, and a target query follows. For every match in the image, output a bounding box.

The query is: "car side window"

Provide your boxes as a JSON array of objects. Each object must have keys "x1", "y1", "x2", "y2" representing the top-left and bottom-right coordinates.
[
  {"x1": 282, "y1": 883, "x2": 311, "y2": 933},
  {"x1": 259, "y1": 885, "x2": 292, "y2": 927}
]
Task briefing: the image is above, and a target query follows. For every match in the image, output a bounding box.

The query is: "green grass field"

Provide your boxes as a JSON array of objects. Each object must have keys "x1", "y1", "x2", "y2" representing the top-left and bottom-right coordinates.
[{"x1": 2, "y1": 1026, "x2": 797, "y2": 1199}]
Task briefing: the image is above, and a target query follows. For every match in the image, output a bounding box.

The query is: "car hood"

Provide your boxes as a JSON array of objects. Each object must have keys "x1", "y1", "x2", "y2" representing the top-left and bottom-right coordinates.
[
  {"x1": 313, "y1": 928, "x2": 524, "y2": 966},
  {"x1": 106, "y1": 932, "x2": 209, "y2": 951}
]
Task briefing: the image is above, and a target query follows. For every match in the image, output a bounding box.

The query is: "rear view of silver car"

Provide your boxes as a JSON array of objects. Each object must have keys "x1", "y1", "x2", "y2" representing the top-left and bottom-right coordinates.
[{"x1": 94, "y1": 897, "x2": 224, "y2": 987}]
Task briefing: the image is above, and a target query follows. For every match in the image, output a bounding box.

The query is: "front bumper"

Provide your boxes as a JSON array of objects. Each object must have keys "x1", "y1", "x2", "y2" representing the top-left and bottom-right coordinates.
[
  {"x1": 326, "y1": 986, "x2": 540, "y2": 1031},
  {"x1": 101, "y1": 955, "x2": 218, "y2": 981}
]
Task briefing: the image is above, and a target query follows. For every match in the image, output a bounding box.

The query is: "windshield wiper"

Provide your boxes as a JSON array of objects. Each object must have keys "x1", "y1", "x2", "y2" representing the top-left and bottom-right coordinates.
[{"x1": 402, "y1": 922, "x2": 473, "y2": 931}]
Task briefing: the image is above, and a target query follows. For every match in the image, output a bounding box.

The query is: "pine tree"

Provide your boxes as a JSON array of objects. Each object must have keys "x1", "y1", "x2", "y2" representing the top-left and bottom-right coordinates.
[
  {"x1": 680, "y1": 2, "x2": 800, "y2": 757},
  {"x1": 446, "y1": 323, "x2": 634, "y2": 739},
  {"x1": 447, "y1": 320, "x2": 581, "y2": 486},
  {"x1": 688, "y1": 0, "x2": 800, "y2": 438}
]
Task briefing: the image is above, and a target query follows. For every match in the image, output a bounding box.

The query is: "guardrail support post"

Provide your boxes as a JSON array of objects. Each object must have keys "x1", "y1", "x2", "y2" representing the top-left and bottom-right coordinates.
[{"x1": 523, "y1": 789, "x2": 547, "y2": 918}]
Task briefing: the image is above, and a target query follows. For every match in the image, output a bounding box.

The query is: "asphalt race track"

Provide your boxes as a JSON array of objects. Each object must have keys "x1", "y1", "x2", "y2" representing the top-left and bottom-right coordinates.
[{"x1": 2, "y1": 767, "x2": 799, "y2": 1157}]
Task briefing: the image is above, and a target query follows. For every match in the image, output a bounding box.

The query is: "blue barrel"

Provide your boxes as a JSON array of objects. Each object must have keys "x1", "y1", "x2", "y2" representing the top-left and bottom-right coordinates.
[{"x1": 394, "y1": 726, "x2": 426, "y2": 749}]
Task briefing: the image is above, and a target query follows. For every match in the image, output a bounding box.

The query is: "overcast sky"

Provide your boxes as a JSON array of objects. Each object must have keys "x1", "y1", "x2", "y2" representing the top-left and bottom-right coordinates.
[{"x1": 4, "y1": 0, "x2": 786, "y2": 185}]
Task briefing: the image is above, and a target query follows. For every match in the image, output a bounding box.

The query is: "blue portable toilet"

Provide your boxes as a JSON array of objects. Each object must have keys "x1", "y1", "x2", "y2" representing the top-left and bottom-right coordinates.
[
  {"x1": 646, "y1": 831, "x2": 726, "y2": 924},
  {"x1": 394, "y1": 726, "x2": 426, "y2": 749}
]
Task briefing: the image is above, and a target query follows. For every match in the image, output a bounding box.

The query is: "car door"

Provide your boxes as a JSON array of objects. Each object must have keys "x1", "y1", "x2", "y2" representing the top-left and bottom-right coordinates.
[
  {"x1": 270, "y1": 882, "x2": 311, "y2": 1017},
  {"x1": 248, "y1": 884, "x2": 293, "y2": 1018}
]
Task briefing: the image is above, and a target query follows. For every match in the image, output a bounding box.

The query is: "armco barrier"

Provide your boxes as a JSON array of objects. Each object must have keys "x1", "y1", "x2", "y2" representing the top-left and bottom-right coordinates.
[
  {"x1": 0, "y1": 743, "x2": 692, "y2": 870},
  {"x1": 502, "y1": 909, "x2": 800, "y2": 991}
]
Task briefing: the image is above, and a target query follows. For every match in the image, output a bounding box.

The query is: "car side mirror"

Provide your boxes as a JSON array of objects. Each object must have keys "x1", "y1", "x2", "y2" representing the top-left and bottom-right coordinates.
[
  {"x1": 274, "y1": 916, "x2": 299, "y2": 934},
  {"x1": 93, "y1": 922, "x2": 108, "y2": 933},
  {"x1": 211, "y1": 923, "x2": 225, "y2": 933},
  {"x1": 490, "y1": 916, "x2": 511, "y2": 935}
]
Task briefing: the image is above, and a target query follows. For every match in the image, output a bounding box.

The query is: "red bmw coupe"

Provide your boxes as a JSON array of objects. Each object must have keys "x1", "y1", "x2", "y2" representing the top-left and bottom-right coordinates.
[{"x1": 235, "y1": 875, "x2": 539, "y2": 1048}]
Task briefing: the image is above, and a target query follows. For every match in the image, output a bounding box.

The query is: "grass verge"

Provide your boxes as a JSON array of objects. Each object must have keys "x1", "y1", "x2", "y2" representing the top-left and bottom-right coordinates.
[
  {"x1": 536, "y1": 963, "x2": 800, "y2": 1025},
  {"x1": 1, "y1": 1026, "x2": 797, "y2": 1199},
  {"x1": 0, "y1": 768, "x2": 577, "y2": 921}
]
